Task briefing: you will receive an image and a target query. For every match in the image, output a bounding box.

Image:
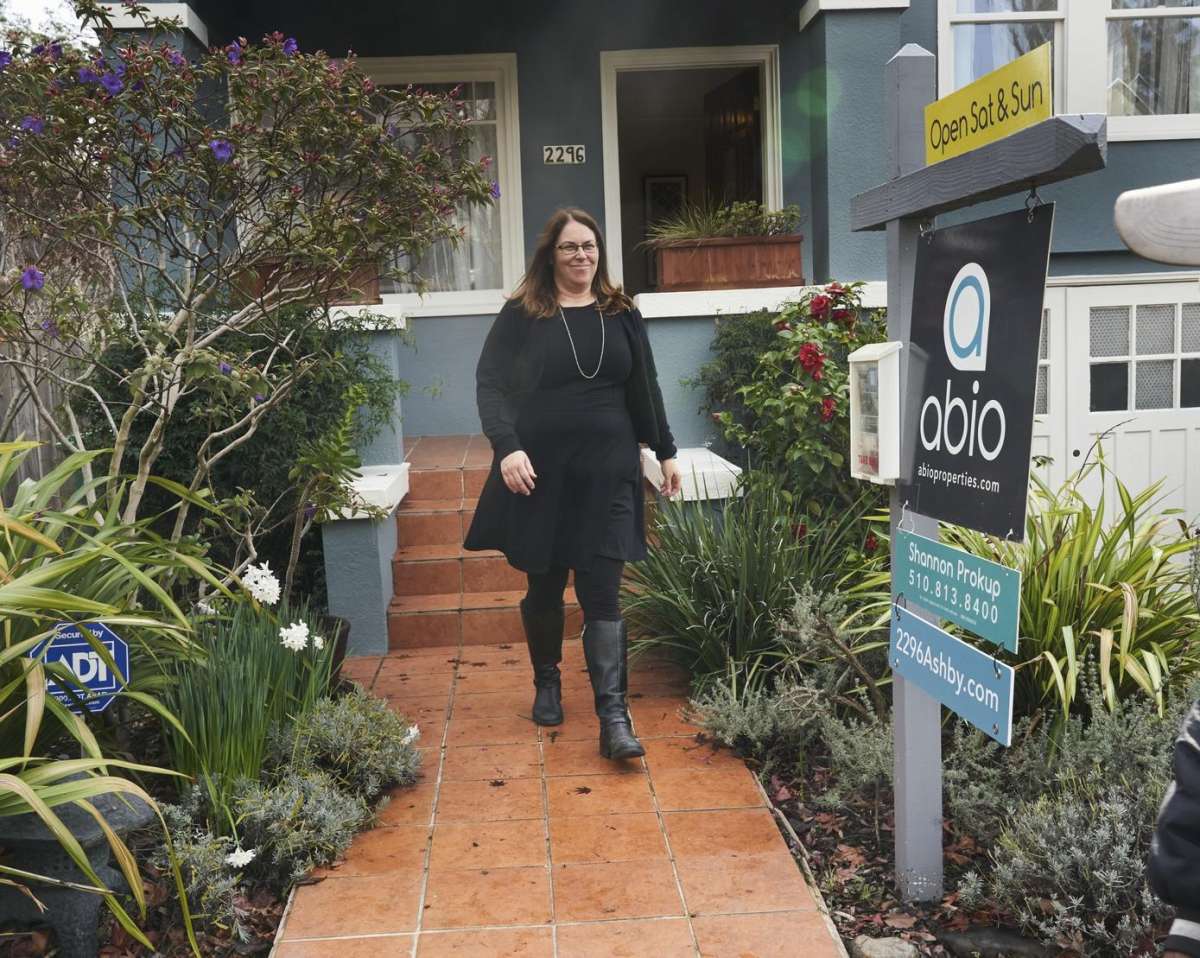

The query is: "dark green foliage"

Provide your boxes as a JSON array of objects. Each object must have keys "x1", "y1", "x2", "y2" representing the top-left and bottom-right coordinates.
[
  {"x1": 234, "y1": 770, "x2": 371, "y2": 891},
  {"x1": 269, "y1": 687, "x2": 422, "y2": 800}
]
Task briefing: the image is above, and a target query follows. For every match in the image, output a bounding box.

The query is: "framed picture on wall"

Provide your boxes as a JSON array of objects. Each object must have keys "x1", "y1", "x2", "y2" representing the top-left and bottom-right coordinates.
[{"x1": 643, "y1": 174, "x2": 687, "y2": 288}]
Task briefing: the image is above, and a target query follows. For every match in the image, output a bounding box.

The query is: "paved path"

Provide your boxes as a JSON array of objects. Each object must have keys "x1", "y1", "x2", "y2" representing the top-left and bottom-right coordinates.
[{"x1": 274, "y1": 643, "x2": 844, "y2": 957}]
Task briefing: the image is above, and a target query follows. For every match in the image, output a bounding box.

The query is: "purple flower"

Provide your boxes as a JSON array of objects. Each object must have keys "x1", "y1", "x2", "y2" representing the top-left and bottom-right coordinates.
[
  {"x1": 226, "y1": 41, "x2": 241, "y2": 64},
  {"x1": 113, "y1": 62, "x2": 126, "y2": 77},
  {"x1": 0, "y1": 51, "x2": 11, "y2": 70},
  {"x1": 77, "y1": 66, "x2": 99, "y2": 83},
  {"x1": 49, "y1": 42, "x2": 62, "y2": 61},
  {"x1": 489, "y1": 181, "x2": 501, "y2": 199},
  {"x1": 132, "y1": 79, "x2": 145, "y2": 92},
  {"x1": 39, "y1": 318, "x2": 60, "y2": 338},
  {"x1": 21, "y1": 267, "x2": 44, "y2": 291},
  {"x1": 282, "y1": 37, "x2": 298, "y2": 56},
  {"x1": 7, "y1": 136, "x2": 19, "y2": 149},
  {"x1": 254, "y1": 393, "x2": 264, "y2": 402},
  {"x1": 219, "y1": 361, "x2": 232, "y2": 374},
  {"x1": 32, "y1": 44, "x2": 43, "y2": 55},
  {"x1": 209, "y1": 139, "x2": 234, "y2": 163},
  {"x1": 166, "y1": 48, "x2": 186, "y2": 68},
  {"x1": 100, "y1": 72, "x2": 124, "y2": 95},
  {"x1": 19, "y1": 116, "x2": 44, "y2": 135}
]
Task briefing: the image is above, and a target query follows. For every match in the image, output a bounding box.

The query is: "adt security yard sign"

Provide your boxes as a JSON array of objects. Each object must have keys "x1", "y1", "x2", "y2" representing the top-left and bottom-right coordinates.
[
  {"x1": 28, "y1": 622, "x2": 129, "y2": 714},
  {"x1": 894, "y1": 530, "x2": 1020, "y2": 653},
  {"x1": 891, "y1": 606, "x2": 1014, "y2": 746}
]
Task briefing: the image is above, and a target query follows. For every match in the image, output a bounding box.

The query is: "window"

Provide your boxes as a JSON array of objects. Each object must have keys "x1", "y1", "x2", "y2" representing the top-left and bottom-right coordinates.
[
  {"x1": 1035, "y1": 308, "x2": 1050, "y2": 416},
  {"x1": 939, "y1": 1, "x2": 1200, "y2": 140},
  {"x1": 357, "y1": 55, "x2": 522, "y2": 312},
  {"x1": 1087, "y1": 301, "x2": 1200, "y2": 411}
]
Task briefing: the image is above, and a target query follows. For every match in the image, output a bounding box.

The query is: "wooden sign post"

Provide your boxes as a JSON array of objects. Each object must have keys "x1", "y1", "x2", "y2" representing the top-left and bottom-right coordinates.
[{"x1": 851, "y1": 44, "x2": 1106, "y2": 901}]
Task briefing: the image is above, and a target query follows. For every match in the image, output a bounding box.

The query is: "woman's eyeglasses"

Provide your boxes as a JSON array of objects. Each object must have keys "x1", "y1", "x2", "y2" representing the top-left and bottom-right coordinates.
[{"x1": 555, "y1": 242, "x2": 598, "y2": 256}]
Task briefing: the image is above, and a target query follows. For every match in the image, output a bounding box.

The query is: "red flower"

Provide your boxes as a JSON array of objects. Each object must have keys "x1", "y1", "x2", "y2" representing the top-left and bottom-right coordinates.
[
  {"x1": 820, "y1": 396, "x2": 836, "y2": 422},
  {"x1": 832, "y1": 306, "x2": 852, "y2": 323},
  {"x1": 826, "y1": 282, "x2": 846, "y2": 296},
  {"x1": 774, "y1": 319, "x2": 792, "y2": 332},
  {"x1": 796, "y1": 342, "x2": 825, "y2": 380},
  {"x1": 810, "y1": 294, "x2": 831, "y2": 319},
  {"x1": 792, "y1": 522, "x2": 808, "y2": 540},
  {"x1": 864, "y1": 533, "x2": 879, "y2": 554}
]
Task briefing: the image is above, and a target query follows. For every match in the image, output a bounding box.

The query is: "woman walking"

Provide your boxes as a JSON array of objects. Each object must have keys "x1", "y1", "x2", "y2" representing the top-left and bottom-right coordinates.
[{"x1": 464, "y1": 208, "x2": 681, "y2": 760}]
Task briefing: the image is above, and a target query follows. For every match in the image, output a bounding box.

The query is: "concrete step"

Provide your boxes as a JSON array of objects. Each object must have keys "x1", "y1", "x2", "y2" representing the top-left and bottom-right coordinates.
[{"x1": 387, "y1": 589, "x2": 582, "y2": 650}]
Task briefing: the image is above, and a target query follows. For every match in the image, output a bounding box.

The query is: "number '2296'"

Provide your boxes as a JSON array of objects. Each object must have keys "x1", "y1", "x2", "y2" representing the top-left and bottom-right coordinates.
[{"x1": 543, "y1": 145, "x2": 585, "y2": 164}]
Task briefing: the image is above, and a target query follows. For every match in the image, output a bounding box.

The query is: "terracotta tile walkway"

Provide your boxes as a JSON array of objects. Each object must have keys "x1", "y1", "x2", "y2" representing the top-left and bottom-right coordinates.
[{"x1": 273, "y1": 643, "x2": 845, "y2": 957}]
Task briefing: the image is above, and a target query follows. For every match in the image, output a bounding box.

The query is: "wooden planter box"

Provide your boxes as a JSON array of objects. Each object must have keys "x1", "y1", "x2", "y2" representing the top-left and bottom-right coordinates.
[
  {"x1": 245, "y1": 261, "x2": 382, "y2": 306},
  {"x1": 655, "y1": 235, "x2": 804, "y2": 292}
]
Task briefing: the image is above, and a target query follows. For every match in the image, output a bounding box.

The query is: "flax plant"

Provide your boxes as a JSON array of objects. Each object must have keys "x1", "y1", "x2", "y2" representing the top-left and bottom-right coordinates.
[
  {"x1": 946, "y1": 459, "x2": 1200, "y2": 723},
  {"x1": 624, "y1": 480, "x2": 884, "y2": 687}
]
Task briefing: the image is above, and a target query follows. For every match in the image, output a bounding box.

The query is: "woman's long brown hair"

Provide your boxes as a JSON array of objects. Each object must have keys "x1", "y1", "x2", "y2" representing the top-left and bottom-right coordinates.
[{"x1": 510, "y1": 208, "x2": 634, "y2": 318}]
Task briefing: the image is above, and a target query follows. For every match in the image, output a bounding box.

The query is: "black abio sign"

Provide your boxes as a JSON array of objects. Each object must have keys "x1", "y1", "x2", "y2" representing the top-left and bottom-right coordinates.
[{"x1": 899, "y1": 205, "x2": 1054, "y2": 541}]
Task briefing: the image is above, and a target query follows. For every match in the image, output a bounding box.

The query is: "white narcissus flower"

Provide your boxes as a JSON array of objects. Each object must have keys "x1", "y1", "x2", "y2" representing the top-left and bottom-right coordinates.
[
  {"x1": 242, "y1": 561, "x2": 281, "y2": 606},
  {"x1": 225, "y1": 847, "x2": 256, "y2": 868},
  {"x1": 311, "y1": 632, "x2": 325, "y2": 651},
  {"x1": 401, "y1": 724, "x2": 420, "y2": 746},
  {"x1": 279, "y1": 621, "x2": 309, "y2": 652}
]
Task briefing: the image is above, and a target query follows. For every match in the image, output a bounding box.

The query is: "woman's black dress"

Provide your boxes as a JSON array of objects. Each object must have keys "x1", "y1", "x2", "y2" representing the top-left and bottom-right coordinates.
[{"x1": 464, "y1": 303, "x2": 647, "y2": 574}]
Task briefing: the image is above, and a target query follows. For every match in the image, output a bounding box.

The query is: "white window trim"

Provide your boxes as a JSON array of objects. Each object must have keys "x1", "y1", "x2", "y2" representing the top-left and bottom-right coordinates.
[
  {"x1": 103, "y1": 2, "x2": 208, "y2": 44},
  {"x1": 599, "y1": 46, "x2": 783, "y2": 286},
  {"x1": 937, "y1": 1, "x2": 1200, "y2": 142},
  {"x1": 355, "y1": 54, "x2": 524, "y2": 314}
]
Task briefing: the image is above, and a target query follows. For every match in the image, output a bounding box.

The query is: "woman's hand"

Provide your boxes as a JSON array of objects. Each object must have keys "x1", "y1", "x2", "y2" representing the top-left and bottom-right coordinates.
[
  {"x1": 500, "y1": 450, "x2": 537, "y2": 495},
  {"x1": 659, "y1": 458, "x2": 682, "y2": 498}
]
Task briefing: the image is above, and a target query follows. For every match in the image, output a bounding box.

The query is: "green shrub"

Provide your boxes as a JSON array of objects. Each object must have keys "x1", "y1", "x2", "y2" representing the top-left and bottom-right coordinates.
[
  {"x1": 689, "y1": 677, "x2": 817, "y2": 776},
  {"x1": 713, "y1": 283, "x2": 885, "y2": 515},
  {"x1": 985, "y1": 783, "x2": 1171, "y2": 956},
  {"x1": 234, "y1": 769, "x2": 370, "y2": 890},
  {"x1": 946, "y1": 459, "x2": 1200, "y2": 722},
  {"x1": 644, "y1": 199, "x2": 803, "y2": 243},
  {"x1": 269, "y1": 688, "x2": 422, "y2": 800},
  {"x1": 813, "y1": 703, "x2": 893, "y2": 810},
  {"x1": 162, "y1": 598, "x2": 338, "y2": 831},
  {"x1": 157, "y1": 799, "x2": 241, "y2": 936},
  {"x1": 625, "y1": 483, "x2": 882, "y2": 687}
]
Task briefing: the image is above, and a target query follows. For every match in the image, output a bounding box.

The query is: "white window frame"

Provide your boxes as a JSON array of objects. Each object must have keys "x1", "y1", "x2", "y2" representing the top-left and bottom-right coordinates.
[
  {"x1": 599, "y1": 45, "x2": 783, "y2": 286},
  {"x1": 937, "y1": 1, "x2": 1200, "y2": 142},
  {"x1": 356, "y1": 54, "x2": 524, "y2": 316}
]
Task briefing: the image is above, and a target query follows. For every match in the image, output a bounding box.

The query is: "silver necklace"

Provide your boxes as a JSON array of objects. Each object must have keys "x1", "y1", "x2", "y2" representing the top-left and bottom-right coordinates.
[{"x1": 558, "y1": 303, "x2": 605, "y2": 380}]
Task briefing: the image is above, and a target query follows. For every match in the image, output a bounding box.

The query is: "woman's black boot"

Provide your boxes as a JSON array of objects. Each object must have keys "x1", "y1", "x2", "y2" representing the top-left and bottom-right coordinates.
[
  {"x1": 581, "y1": 619, "x2": 645, "y2": 760},
  {"x1": 520, "y1": 599, "x2": 564, "y2": 726}
]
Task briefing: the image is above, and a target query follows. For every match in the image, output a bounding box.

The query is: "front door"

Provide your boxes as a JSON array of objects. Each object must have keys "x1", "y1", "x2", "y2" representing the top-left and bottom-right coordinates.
[{"x1": 1063, "y1": 281, "x2": 1200, "y2": 524}]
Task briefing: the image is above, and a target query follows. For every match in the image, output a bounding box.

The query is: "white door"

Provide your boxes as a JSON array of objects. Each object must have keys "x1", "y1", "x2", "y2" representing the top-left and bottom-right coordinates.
[
  {"x1": 1031, "y1": 287, "x2": 1068, "y2": 490},
  {"x1": 1063, "y1": 282, "x2": 1200, "y2": 525}
]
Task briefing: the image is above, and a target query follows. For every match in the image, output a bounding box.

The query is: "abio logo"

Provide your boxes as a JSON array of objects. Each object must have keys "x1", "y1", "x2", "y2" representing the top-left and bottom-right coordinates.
[
  {"x1": 920, "y1": 261, "x2": 1007, "y2": 462},
  {"x1": 943, "y1": 263, "x2": 990, "y2": 372}
]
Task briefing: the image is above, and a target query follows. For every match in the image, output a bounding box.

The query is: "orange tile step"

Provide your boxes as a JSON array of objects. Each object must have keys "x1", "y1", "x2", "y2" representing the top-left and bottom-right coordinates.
[
  {"x1": 393, "y1": 550, "x2": 526, "y2": 596},
  {"x1": 387, "y1": 589, "x2": 582, "y2": 650}
]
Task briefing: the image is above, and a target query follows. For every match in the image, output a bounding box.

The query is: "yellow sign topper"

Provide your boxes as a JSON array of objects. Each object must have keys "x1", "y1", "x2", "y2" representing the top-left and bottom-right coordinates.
[{"x1": 925, "y1": 44, "x2": 1052, "y2": 166}]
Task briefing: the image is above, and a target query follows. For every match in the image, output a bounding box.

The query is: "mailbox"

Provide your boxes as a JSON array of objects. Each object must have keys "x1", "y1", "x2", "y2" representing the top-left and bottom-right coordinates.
[{"x1": 847, "y1": 341, "x2": 902, "y2": 484}]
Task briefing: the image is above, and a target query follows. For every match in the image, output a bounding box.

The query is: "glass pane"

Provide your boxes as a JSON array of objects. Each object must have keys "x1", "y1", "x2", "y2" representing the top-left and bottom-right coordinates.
[
  {"x1": 1091, "y1": 362, "x2": 1129, "y2": 411},
  {"x1": 383, "y1": 124, "x2": 502, "y2": 294},
  {"x1": 1108, "y1": 17, "x2": 1200, "y2": 116},
  {"x1": 953, "y1": 21, "x2": 1055, "y2": 88},
  {"x1": 1182, "y1": 358, "x2": 1200, "y2": 407},
  {"x1": 956, "y1": 0, "x2": 1057, "y2": 10},
  {"x1": 1090, "y1": 305, "x2": 1130, "y2": 357},
  {"x1": 1112, "y1": 1, "x2": 1199, "y2": 8},
  {"x1": 1135, "y1": 359, "x2": 1174, "y2": 409},
  {"x1": 1183, "y1": 302, "x2": 1200, "y2": 351},
  {"x1": 1038, "y1": 308, "x2": 1049, "y2": 359},
  {"x1": 1035, "y1": 365, "x2": 1049, "y2": 415},
  {"x1": 1135, "y1": 303, "x2": 1176, "y2": 354}
]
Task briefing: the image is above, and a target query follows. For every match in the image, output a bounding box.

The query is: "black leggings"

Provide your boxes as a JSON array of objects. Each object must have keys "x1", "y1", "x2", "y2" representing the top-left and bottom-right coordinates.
[{"x1": 524, "y1": 557, "x2": 624, "y2": 622}]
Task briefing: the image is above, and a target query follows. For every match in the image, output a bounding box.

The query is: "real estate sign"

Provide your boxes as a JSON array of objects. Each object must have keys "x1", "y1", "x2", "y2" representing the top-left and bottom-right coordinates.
[
  {"x1": 890, "y1": 605, "x2": 1015, "y2": 746},
  {"x1": 898, "y1": 205, "x2": 1054, "y2": 541},
  {"x1": 894, "y1": 530, "x2": 1020, "y2": 652},
  {"x1": 925, "y1": 43, "x2": 1051, "y2": 166}
]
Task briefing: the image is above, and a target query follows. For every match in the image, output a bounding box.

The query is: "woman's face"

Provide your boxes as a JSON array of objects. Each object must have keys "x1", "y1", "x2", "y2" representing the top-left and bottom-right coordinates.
[{"x1": 552, "y1": 218, "x2": 599, "y2": 293}]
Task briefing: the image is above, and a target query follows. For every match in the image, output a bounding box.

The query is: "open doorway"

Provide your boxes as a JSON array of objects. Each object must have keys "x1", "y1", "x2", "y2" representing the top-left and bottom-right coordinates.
[{"x1": 615, "y1": 65, "x2": 765, "y2": 295}]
